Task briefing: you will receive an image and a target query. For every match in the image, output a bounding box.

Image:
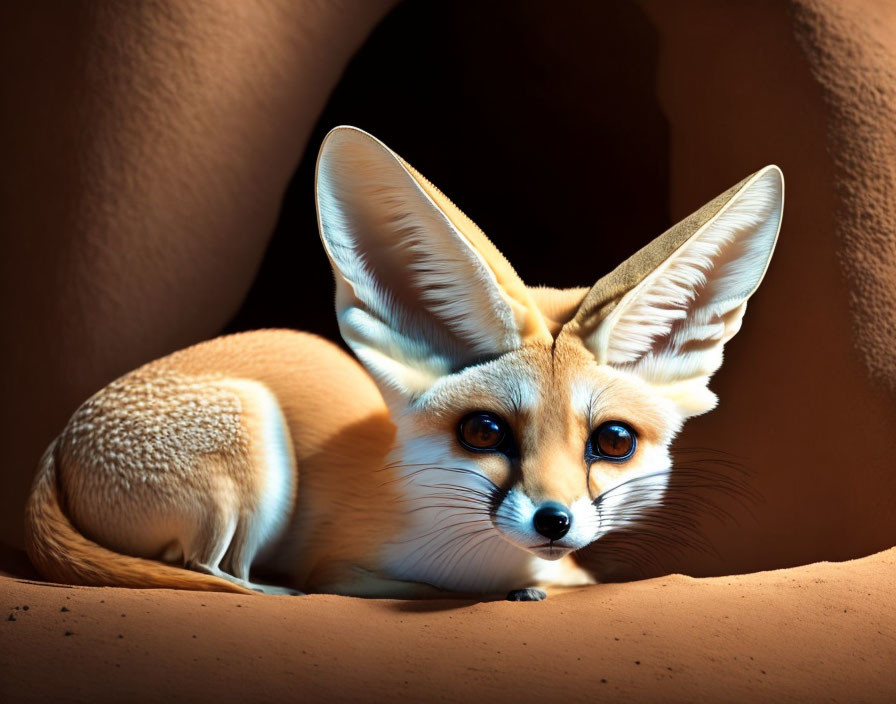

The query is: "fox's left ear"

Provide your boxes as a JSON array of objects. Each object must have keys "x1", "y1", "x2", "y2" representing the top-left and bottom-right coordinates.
[
  {"x1": 315, "y1": 127, "x2": 552, "y2": 405},
  {"x1": 565, "y1": 166, "x2": 783, "y2": 417}
]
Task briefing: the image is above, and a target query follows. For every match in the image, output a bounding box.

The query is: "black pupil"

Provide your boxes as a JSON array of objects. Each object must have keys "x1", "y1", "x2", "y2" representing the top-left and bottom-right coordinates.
[
  {"x1": 462, "y1": 414, "x2": 504, "y2": 449},
  {"x1": 596, "y1": 424, "x2": 633, "y2": 457}
]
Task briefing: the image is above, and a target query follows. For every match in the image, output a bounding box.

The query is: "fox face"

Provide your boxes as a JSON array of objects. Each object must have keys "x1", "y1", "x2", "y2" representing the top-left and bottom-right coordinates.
[
  {"x1": 392, "y1": 338, "x2": 681, "y2": 578},
  {"x1": 316, "y1": 127, "x2": 782, "y2": 592}
]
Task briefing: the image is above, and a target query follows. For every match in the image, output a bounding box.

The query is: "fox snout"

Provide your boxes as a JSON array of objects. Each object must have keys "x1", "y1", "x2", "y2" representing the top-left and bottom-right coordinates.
[
  {"x1": 531, "y1": 502, "x2": 572, "y2": 541},
  {"x1": 493, "y1": 486, "x2": 601, "y2": 560}
]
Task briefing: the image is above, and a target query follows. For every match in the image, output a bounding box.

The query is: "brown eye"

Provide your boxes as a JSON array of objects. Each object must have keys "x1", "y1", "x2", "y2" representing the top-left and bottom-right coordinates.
[
  {"x1": 458, "y1": 412, "x2": 507, "y2": 451},
  {"x1": 591, "y1": 422, "x2": 636, "y2": 460}
]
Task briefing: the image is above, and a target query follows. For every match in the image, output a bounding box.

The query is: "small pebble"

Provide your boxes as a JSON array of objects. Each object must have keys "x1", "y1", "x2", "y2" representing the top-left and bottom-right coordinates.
[
  {"x1": 61, "y1": 606, "x2": 69, "y2": 612},
  {"x1": 7, "y1": 614, "x2": 15, "y2": 622}
]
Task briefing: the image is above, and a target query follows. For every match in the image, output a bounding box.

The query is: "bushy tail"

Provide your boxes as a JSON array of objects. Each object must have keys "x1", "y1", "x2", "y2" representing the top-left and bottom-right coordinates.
[{"x1": 24, "y1": 442, "x2": 253, "y2": 594}]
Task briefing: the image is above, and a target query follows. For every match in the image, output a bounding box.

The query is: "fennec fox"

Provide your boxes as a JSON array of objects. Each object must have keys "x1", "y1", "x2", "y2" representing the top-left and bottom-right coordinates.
[{"x1": 25, "y1": 127, "x2": 783, "y2": 600}]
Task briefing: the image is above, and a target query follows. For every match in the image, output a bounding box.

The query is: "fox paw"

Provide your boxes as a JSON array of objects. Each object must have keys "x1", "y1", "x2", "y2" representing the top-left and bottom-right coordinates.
[
  {"x1": 506, "y1": 588, "x2": 547, "y2": 602},
  {"x1": 250, "y1": 585, "x2": 304, "y2": 596}
]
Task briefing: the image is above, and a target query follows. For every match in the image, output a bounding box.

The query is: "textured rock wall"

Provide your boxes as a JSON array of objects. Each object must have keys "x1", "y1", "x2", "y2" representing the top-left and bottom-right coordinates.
[
  {"x1": 792, "y1": 0, "x2": 896, "y2": 391},
  {"x1": 579, "y1": 0, "x2": 896, "y2": 577}
]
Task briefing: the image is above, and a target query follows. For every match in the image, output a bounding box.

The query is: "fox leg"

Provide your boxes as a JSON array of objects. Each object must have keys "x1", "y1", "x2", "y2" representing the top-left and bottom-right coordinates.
[
  {"x1": 179, "y1": 506, "x2": 300, "y2": 596},
  {"x1": 183, "y1": 511, "x2": 239, "y2": 582},
  {"x1": 49, "y1": 372, "x2": 300, "y2": 594},
  {"x1": 220, "y1": 517, "x2": 252, "y2": 580},
  {"x1": 190, "y1": 564, "x2": 301, "y2": 596},
  {"x1": 219, "y1": 515, "x2": 303, "y2": 596},
  {"x1": 177, "y1": 379, "x2": 300, "y2": 595},
  {"x1": 506, "y1": 588, "x2": 547, "y2": 601}
]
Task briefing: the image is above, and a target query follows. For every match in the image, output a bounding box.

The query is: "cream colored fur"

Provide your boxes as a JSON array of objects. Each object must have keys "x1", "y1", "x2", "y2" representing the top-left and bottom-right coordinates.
[{"x1": 25, "y1": 127, "x2": 783, "y2": 598}]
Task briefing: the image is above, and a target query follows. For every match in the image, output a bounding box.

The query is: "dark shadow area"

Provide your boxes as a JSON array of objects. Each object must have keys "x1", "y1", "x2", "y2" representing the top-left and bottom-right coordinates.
[
  {"x1": 225, "y1": 0, "x2": 669, "y2": 342},
  {"x1": 0, "y1": 543, "x2": 40, "y2": 580},
  {"x1": 384, "y1": 597, "x2": 488, "y2": 613}
]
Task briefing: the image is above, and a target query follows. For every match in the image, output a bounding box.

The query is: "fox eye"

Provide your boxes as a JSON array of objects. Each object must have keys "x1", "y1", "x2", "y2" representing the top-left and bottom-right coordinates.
[
  {"x1": 458, "y1": 411, "x2": 508, "y2": 452},
  {"x1": 589, "y1": 421, "x2": 636, "y2": 461}
]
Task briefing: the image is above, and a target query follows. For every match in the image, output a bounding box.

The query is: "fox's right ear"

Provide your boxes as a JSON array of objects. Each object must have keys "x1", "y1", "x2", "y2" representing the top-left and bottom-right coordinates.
[
  {"x1": 316, "y1": 127, "x2": 550, "y2": 403},
  {"x1": 563, "y1": 166, "x2": 783, "y2": 417}
]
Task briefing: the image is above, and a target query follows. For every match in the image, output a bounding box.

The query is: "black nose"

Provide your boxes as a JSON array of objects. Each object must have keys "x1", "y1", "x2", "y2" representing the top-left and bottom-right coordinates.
[{"x1": 533, "y1": 502, "x2": 572, "y2": 541}]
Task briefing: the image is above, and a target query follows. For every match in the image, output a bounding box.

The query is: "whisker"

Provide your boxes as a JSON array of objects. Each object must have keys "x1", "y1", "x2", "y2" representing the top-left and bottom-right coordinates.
[
  {"x1": 431, "y1": 526, "x2": 493, "y2": 572},
  {"x1": 592, "y1": 468, "x2": 673, "y2": 506},
  {"x1": 406, "y1": 523, "x2": 496, "y2": 572},
  {"x1": 587, "y1": 449, "x2": 759, "y2": 579},
  {"x1": 389, "y1": 518, "x2": 493, "y2": 547},
  {"x1": 377, "y1": 463, "x2": 504, "y2": 493}
]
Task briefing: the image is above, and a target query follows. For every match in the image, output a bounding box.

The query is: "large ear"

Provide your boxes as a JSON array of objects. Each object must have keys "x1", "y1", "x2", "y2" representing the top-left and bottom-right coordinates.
[
  {"x1": 316, "y1": 126, "x2": 551, "y2": 401},
  {"x1": 563, "y1": 166, "x2": 783, "y2": 416}
]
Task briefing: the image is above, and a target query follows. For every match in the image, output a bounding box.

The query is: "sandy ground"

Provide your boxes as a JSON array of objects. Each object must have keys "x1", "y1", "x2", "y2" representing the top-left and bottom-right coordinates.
[{"x1": 2, "y1": 546, "x2": 894, "y2": 703}]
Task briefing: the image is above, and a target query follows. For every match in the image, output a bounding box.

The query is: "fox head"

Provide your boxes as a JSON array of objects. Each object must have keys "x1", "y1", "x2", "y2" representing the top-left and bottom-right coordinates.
[{"x1": 316, "y1": 127, "x2": 782, "y2": 590}]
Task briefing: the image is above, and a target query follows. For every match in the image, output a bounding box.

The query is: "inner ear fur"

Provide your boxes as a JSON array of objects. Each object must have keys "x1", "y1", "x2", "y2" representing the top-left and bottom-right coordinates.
[{"x1": 316, "y1": 126, "x2": 551, "y2": 398}]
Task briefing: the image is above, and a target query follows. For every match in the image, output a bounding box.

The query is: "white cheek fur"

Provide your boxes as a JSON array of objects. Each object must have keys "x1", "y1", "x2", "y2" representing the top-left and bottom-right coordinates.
[
  {"x1": 591, "y1": 445, "x2": 673, "y2": 538},
  {"x1": 380, "y1": 432, "x2": 539, "y2": 593}
]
